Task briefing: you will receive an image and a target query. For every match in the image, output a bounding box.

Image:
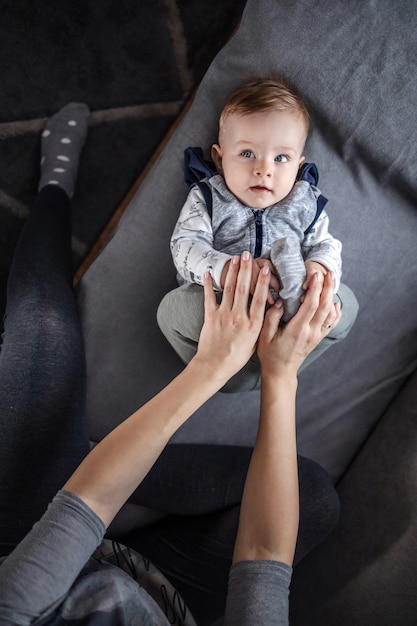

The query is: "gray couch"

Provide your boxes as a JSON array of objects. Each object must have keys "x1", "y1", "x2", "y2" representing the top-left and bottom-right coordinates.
[{"x1": 78, "y1": 0, "x2": 417, "y2": 623}]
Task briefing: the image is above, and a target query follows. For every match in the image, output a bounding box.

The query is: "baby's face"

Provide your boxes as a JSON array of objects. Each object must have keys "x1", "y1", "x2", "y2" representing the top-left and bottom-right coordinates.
[{"x1": 211, "y1": 109, "x2": 306, "y2": 209}]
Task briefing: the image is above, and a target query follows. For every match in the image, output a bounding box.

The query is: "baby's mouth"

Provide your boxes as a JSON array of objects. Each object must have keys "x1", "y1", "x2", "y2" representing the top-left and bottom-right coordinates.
[{"x1": 250, "y1": 185, "x2": 271, "y2": 193}]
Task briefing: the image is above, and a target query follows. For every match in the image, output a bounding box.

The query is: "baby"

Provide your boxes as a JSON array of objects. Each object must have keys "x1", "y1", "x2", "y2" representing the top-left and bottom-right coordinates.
[{"x1": 158, "y1": 77, "x2": 357, "y2": 391}]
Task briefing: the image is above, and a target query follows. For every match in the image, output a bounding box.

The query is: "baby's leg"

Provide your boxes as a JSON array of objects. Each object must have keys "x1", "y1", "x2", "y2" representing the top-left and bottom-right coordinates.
[
  {"x1": 157, "y1": 284, "x2": 261, "y2": 392},
  {"x1": 157, "y1": 282, "x2": 358, "y2": 393},
  {"x1": 157, "y1": 283, "x2": 206, "y2": 365}
]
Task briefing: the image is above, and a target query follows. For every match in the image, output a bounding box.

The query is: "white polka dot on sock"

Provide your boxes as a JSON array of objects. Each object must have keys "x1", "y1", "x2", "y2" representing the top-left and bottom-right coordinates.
[
  {"x1": 47, "y1": 180, "x2": 59, "y2": 185},
  {"x1": 41, "y1": 156, "x2": 45, "y2": 165},
  {"x1": 57, "y1": 155, "x2": 70, "y2": 162},
  {"x1": 42, "y1": 129, "x2": 51, "y2": 137},
  {"x1": 53, "y1": 168, "x2": 66, "y2": 173},
  {"x1": 61, "y1": 138, "x2": 71, "y2": 144},
  {"x1": 68, "y1": 120, "x2": 77, "y2": 126}
]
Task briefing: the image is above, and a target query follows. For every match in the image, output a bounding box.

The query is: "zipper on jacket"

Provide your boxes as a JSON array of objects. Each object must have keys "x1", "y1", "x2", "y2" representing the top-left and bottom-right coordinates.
[{"x1": 253, "y1": 210, "x2": 263, "y2": 258}]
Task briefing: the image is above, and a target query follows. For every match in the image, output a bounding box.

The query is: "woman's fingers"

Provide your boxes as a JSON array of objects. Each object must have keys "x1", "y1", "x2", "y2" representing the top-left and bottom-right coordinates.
[
  {"x1": 202, "y1": 257, "x2": 342, "y2": 382},
  {"x1": 203, "y1": 270, "x2": 217, "y2": 316},
  {"x1": 230, "y1": 251, "x2": 252, "y2": 310},
  {"x1": 261, "y1": 300, "x2": 284, "y2": 342},
  {"x1": 221, "y1": 255, "x2": 241, "y2": 310},
  {"x1": 249, "y1": 262, "x2": 273, "y2": 325},
  {"x1": 221, "y1": 251, "x2": 269, "y2": 318},
  {"x1": 295, "y1": 272, "x2": 333, "y2": 325},
  {"x1": 285, "y1": 272, "x2": 341, "y2": 353},
  {"x1": 320, "y1": 301, "x2": 341, "y2": 335},
  {"x1": 309, "y1": 272, "x2": 340, "y2": 332},
  {"x1": 204, "y1": 251, "x2": 275, "y2": 344},
  {"x1": 198, "y1": 252, "x2": 271, "y2": 382}
]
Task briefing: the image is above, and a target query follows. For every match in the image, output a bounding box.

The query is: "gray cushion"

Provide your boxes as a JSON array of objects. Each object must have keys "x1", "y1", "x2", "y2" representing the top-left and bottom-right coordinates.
[
  {"x1": 290, "y1": 366, "x2": 417, "y2": 623},
  {"x1": 79, "y1": 0, "x2": 417, "y2": 481}
]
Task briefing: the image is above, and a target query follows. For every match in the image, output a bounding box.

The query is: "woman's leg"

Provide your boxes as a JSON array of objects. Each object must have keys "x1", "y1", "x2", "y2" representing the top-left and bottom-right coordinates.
[
  {"x1": 120, "y1": 446, "x2": 340, "y2": 625},
  {"x1": 0, "y1": 104, "x2": 90, "y2": 555},
  {"x1": 129, "y1": 444, "x2": 253, "y2": 515}
]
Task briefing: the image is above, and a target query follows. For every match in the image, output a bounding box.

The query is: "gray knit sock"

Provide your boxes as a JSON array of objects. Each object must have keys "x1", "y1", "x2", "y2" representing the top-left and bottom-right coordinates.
[{"x1": 38, "y1": 102, "x2": 90, "y2": 198}]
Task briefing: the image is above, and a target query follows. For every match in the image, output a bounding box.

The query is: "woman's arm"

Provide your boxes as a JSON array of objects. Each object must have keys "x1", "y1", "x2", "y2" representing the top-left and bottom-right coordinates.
[
  {"x1": 232, "y1": 271, "x2": 341, "y2": 566},
  {"x1": 0, "y1": 252, "x2": 270, "y2": 623},
  {"x1": 64, "y1": 252, "x2": 270, "y2": 527}
]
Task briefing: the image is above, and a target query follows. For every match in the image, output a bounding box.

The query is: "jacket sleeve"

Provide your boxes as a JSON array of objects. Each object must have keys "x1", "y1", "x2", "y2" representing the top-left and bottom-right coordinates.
[
  {"x1": 0, "y1": 491, "x2": 105, "y2": 624},
  {"x1": 170, "y1": 186, "x2": 232, "y2": 291},
  {"x1": 302, "y1": 210, "x2": 342, "y2": 292}
]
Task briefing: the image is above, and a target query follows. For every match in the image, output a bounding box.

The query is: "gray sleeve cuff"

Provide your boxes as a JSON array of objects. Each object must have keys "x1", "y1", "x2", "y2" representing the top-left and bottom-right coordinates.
[{"x1": 224, "y1": 560, "x2": 292, "y2": 626}]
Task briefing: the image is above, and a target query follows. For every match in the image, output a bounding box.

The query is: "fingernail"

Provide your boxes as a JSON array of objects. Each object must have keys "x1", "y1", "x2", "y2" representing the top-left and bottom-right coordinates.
[
  {"x1": 242, "y1": 251, "x2": 250, "y2": 261},
  {"x1": 232, "y1": 255, "x2": 239, "y2": 265},
  {"x1": 262, "y1": 265, "x2": 269, "y2": 275},
  {"x1": 274, "y1": 299, "x2": 284, "y2": 308}
]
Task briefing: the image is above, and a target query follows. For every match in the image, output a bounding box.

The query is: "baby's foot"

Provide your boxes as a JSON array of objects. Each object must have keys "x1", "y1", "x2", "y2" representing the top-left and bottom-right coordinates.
[{"x1": 38, "y1": 103, "x2": 90, "y2": 198}]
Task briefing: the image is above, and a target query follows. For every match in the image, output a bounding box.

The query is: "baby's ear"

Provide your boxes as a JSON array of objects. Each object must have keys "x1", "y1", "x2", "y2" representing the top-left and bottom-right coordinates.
[
  {"x1": 211, "y1": 144, "x2": 223, "y2": 173},
  {"x1": 298, "y1": 155, "x2": 305, "y2": 167}
]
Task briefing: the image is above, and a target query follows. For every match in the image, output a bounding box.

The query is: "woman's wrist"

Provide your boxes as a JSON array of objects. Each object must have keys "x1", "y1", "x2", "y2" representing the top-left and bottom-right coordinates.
[
  {"x1": 187, "y1": 353, "x2": 231, "y2": 392},
  {"x1": 261, "y1": 372, "x2": 298, "y2": 412},
  {"x1": 260, "y1": 369, "x2": 298, "y2": 395}
]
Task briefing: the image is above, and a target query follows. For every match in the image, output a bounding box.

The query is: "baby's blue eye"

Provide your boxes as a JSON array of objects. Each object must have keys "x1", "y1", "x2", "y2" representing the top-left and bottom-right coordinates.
[
  {"x1": 275, "y1": 154, "x2": 289, "y2": 163},
  {"x1": 241, "y1": 150, "x2": 255, "y2": 158}
]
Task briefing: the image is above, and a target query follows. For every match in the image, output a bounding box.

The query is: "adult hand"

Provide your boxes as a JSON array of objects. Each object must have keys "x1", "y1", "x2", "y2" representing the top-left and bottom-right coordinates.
[
  {"x1": 196, "y1": 251, "x2": 270, "y2": 385},
  {"x1": 258, "y1": 271, "x2": 341, "y2": 380},
  {"x1": 221, "y1": 258, "x2": 280, "y2": 305}
]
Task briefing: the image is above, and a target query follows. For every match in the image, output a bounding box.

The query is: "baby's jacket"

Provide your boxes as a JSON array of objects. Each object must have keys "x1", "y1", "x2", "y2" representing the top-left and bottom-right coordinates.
[{"x1": 171, "y1": 173, "x2": 342, "y2": 321}]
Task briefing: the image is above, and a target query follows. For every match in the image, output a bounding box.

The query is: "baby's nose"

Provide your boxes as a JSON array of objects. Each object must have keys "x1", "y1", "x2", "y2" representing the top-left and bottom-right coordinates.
[{"x1": 254, "y1": 160, "x2": 272, "y2": 177}]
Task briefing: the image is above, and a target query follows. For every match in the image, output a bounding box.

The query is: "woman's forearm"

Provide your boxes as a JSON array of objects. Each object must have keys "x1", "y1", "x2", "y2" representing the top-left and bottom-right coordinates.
[
  {"x1": 232, "y1": 271, "x2": 340, "y2": 566},
  {"x1": 64, "y1": 254, "x2": 275, "y2": 529},
  {"x1": 64, "y1": 358, "x2": 226, "y2": 527},
  {"x1": 232, "y1": 374, "x2": 299, "y2": 566}
]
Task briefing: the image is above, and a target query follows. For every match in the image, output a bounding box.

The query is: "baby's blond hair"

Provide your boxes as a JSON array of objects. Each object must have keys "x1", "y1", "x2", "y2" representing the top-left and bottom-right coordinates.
[{"x1": 219, "y1": 77, "x2": 310, "y2": 140}]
